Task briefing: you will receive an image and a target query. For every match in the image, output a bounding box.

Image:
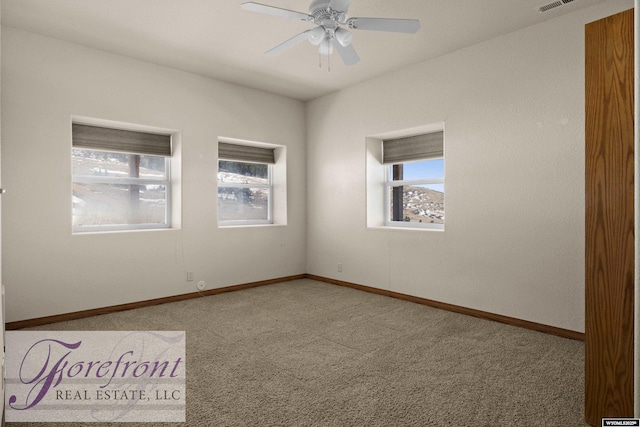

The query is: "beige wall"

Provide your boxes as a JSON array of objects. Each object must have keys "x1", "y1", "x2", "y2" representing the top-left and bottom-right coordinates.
[
  {"x1": 1, "y1": 27, "x2": 307, "y2": 322},
  {"x1": 305, "y1": 0, "x2": 633, "y2": 333},
  {"x1": 1, "y1": 0, "x2": 635, "y2": 335}
]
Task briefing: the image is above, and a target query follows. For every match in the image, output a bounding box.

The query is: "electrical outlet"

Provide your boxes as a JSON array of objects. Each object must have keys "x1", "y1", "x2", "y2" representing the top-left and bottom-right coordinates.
[
  {"x1": 338, "y1": 263, "x2": 343, "y2": 273},
  {"x1": 197, "y1": 281, "x2": 206, "y2": 291},
  {"x1": 187, "y1": 272, "x2": 194, "y2": 282}
]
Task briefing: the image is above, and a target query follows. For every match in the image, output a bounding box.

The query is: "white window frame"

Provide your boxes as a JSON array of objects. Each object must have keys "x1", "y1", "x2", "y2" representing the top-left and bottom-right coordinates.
[
  {"x1": 384, "y1": 158, "x2": 445, "y2": 230},
  {"x1": 72, "y1": 149, "x2": 172, "y2": 233},
  {"x1": 217, "y1": 160, "x2": 274, "y2": 226}
]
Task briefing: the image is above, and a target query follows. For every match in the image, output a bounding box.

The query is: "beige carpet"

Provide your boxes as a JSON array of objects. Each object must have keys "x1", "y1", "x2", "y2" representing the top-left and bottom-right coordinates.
[{"x1": 8, "y1": 279, "x2": 587, "y2": 426}]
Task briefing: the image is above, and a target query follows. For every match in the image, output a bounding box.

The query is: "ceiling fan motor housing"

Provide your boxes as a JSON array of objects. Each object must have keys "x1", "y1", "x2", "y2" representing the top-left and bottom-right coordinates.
[
  {"x1": 309, "y1": 0, "x2": 333, "y2": 14},
  {"x1": 309, "y1": 0, "x2": 347, "y2": 32}
]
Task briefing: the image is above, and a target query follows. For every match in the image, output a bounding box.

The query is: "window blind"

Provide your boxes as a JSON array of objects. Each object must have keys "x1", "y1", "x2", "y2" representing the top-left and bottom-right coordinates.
[
  {"x1": 72, "y1": 124, "x2": 172, "y2": 156},
  {"x1": 382, "y1": 131, "x2": 444, "y2": 164},
  {"x1": 218, "y1": 142, "x2": 275, "y2": 164}
]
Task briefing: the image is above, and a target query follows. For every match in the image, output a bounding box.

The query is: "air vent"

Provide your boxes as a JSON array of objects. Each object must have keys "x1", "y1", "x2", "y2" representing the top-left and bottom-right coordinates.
[
  {"x1": 538, "y1": 0, "x2": 577, "y2": 13},
  {"x1": 539, "y1": 0, "x2": 576, "y2": 13},
  {"x1": 539, "y1": 1, "x2": 563, "y2": 13}
]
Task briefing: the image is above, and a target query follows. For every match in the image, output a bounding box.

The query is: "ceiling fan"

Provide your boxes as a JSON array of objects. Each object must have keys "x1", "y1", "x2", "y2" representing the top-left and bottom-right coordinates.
[{"x1": 241, "y1": 0, "x2": 421, "y2": 67}]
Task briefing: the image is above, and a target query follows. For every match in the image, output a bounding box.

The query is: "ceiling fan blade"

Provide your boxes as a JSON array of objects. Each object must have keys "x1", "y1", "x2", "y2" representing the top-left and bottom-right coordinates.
[
  {"x1": 347, "y1": 17, "x2": 421, "y2": 33},
  {"x1": 241, "y1": 2, "x2": 312, "y2": 22},
  {"x1": 265, "y1": 30, "x2": 312, "y2": 57},
  {"x1": 329, "y1": 0, "x2": 350, "y2": 13},
  {"x1": 333, "y1": 39, "x2": 360, "y2": 66}
]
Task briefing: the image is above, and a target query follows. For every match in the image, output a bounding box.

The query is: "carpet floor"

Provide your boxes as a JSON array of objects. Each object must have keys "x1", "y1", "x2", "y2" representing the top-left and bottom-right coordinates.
[{"x1": 7, "y1": 278, "x2": 587, "y2": 426}]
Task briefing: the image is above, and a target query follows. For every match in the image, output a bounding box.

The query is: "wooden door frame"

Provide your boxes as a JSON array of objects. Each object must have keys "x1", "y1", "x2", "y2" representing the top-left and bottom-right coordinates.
[
  {"x1": 585, "y1": 8, "x2": 635, "y2": 425},
  {"x1": 635, "y1": 0, "x2": 639, "y2": 418}
]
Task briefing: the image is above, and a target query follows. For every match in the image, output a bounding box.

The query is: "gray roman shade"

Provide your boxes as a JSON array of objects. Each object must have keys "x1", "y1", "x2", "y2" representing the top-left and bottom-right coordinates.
[
  {"x1": 72, "y1": 124, "x2": 172, "y2": 156},
  {"x1": 382, "y1": 131, "x2": 444, "y2": 164},
  {"x1": 218, "y1": 142, "x2": 275, "y2": 164}
]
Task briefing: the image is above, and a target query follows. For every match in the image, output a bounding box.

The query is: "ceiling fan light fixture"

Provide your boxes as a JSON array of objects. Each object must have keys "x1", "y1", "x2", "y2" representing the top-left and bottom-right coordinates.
[
  {"x1": 241, "y1": 1, "x2": 421, "y2": 67},
  {"x1": 335, "y1": 27, "x2": 353, "y2": 46},
  {"x1": 308, "y1": 26, "x2": 326, "y2": 45},
  {"x1": 318, "y1": 38, "x2": 334, "y2": 55}
]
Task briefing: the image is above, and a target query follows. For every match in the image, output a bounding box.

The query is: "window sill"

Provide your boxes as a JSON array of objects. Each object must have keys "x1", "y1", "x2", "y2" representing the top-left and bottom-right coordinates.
[
  {"x1": 218, "y1": 223, "x2": 286, "y2": 229},
  {"x1": 72, "y1": 226, "x2": 180, "y2": 236},
  {"x1": 368, "y1": 224, "x2": 444, "y2": 232}
]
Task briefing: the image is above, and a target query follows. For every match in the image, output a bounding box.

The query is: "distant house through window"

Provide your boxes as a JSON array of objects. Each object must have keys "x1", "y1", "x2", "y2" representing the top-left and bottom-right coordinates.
[
  {"x1": 383, "y1": 131, "x2": 444, "y2": 229},
  {"x1": 72, "y1": 123, "x2": 173, "y2": 232}
]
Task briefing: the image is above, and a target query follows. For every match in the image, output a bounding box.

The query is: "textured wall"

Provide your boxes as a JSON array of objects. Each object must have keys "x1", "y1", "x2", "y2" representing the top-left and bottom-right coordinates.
[
  {"x1": 2, "y1": 27, "x2": 307, "y2": 322},
  {"x1": 305, "y1": 0, "x2": 633, "y2": 333}
]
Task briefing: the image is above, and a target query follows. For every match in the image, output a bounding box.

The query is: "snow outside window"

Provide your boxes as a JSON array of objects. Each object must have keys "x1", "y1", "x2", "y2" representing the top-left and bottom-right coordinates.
[
  {"x1": 72, "y1": 149, "x2": 171, "y2": 232},
  {"x1": 217, "y1": 160, "x2": 272, "y2": 225},
  {"x1": 71, "y1": 123, "x2": 172, "y2": 233}
]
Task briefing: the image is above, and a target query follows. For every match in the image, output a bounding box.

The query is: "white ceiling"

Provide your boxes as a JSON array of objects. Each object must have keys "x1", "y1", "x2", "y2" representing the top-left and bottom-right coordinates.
[{"x1": 2, "y1": 0, "x2": 608, "y2": 101}]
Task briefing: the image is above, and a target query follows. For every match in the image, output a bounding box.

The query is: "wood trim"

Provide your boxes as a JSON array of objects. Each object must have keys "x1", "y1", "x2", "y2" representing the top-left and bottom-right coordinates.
[
  {"x1": 5, "y1": 274, "x2": 305, "y2": 330},
  {"x1": 6, "y1": 273, "x2": 584, "y2": 342},
  {"x1": 306, "y1": 274, "x2": 585, "y2": 341},
  {"x1": 584, "y1": 8, "x2": 635, "y2": 424}
]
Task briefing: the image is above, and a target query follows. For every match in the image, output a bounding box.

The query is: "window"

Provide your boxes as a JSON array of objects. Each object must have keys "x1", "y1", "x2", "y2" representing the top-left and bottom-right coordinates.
[
  {"x1": 383, "y1": 131, "x2": 444, "y2": 229},
  {"x1": 72, "y1": 123, "x2": 172, "y2": 232},
  {"x1": 217, "y1": 142, "x2": 275, "y2": 225}
]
